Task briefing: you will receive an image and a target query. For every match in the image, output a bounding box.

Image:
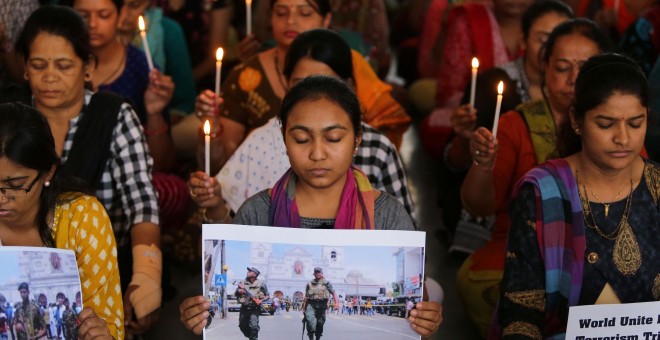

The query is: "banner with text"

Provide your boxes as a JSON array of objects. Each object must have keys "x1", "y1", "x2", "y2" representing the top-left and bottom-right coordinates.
[{"x1": 566, "y1": 301, "x2": 660, "y2": 340}]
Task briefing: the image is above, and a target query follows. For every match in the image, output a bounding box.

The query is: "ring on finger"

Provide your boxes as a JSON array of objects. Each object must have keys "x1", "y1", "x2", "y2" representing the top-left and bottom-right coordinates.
[
  {"x1": 196, "y1": 111, "x2": 203, "y2": 117},
  {"x1": 189, "y1": 188, "x2": 197, "y2": 198},
  {"x1": 475, "y1": 150, "x2": 480, "y2": 156}
]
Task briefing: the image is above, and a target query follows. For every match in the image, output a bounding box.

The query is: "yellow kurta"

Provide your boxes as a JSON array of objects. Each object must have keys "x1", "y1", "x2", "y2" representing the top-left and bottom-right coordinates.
[{"x1": 52, "y1": 193, "x2": 124, "y2": 339}]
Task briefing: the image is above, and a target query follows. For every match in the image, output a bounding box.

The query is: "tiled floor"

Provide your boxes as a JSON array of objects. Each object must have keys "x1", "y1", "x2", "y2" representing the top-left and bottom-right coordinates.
[{"x1": 144, "y1": 124, "x2": 482, "y2": 339}]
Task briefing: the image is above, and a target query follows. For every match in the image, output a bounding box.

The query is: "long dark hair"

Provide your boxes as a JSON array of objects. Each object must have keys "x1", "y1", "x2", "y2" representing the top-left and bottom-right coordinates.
[
  {"x1": 559, "y1": 53, "x2": 650, "y2": 156},
  {"x1": 0, "y1": 103, "x2": 92, "y2": 246},
  {"x1": 283, "y1": 29, "x2": 353, "y2": 82}
]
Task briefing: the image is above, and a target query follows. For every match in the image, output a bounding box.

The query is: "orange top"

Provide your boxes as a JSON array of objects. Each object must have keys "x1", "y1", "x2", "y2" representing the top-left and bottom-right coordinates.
[{"x1": 470, "y1": 110, "x2": 538, "y2": 273}]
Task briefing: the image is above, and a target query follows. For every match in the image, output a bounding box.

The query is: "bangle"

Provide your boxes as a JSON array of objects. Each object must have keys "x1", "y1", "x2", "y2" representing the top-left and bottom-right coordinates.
[
  {"x1": 473, "y1": 159, "x2": 495, "y2": 172},
  {"x1": 200, "y1": 204, "x2": 231, "y2": 223},
  {"x1": 144, "y1": 125, "x2": 169, "y2": 135}
]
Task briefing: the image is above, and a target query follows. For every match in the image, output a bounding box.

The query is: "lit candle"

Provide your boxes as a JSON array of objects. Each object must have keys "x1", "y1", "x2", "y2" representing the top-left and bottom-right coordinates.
[
  {"x1": 215, "y1": 47, "x2": 224, "y2": 99},
  {"x1": 469, "y1": 57, "x2": 479, "y2": 107},
  {"x1": 492, "y1": 81, "x2": 504, "y2": 138},
  {"x1": 138, "y1": 16, "x2": 154, "y2": 71},
  {"x1": 246, "y1": 0, "x2": 252, "y2": 36},
  {"x1": 204, "y1": 120, "x2": 211, "y2": 175}
]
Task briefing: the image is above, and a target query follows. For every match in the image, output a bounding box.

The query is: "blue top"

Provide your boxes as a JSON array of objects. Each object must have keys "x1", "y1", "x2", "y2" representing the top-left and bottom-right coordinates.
[{"x1": 99, "y1": 44, "x2": 169, "y2": 125}]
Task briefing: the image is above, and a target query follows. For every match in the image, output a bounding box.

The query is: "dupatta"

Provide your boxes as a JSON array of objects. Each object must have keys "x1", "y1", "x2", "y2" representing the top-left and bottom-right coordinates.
[{"x1": 269, "y1": 167, "x2": 376, "y2": 229}]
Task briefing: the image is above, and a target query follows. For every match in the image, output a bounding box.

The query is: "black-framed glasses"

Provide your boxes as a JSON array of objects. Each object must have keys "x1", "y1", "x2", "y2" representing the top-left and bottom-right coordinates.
[{"x1": 0, "y1": 175, "x2": 42, "y2": 200}]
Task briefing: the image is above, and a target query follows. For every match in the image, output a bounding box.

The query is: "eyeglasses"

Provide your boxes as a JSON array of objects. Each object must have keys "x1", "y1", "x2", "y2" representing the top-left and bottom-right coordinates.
[{"x1": 0, "y1": 175, "x2": 42, "y2": 200}]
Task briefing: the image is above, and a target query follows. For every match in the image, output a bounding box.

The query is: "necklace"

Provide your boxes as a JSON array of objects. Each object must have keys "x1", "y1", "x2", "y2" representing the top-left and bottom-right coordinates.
[
  {"x1": 273, "y1": 50, "x2": 288, "y2": 94},
  {"x1": 96, "y1": 45, "x2": 126, "y2": 89},
  {"x1": 575, "y1": 166, "x2": 641, "y2": 275},
  {"x1": 587, "y1": 188, "x2": 623, "y2": 217}
]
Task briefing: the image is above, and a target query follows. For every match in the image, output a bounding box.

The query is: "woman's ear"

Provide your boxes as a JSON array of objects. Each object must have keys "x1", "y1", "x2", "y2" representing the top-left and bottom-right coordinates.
[
  {"x1": 354, "y1": 131, "x2": 362, "y2": 154},
  {"x1": 323, "y1": 13, "x2": 332, "y2": 28},
  {"x1": 569, "y1": 107, "x2": 581, "y2": 133}
]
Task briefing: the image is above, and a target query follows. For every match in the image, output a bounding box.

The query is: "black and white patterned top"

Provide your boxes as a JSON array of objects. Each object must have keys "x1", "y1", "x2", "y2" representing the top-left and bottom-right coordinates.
[{"x1": 60, "y1": 91, "x2": 160, "y2": 246}]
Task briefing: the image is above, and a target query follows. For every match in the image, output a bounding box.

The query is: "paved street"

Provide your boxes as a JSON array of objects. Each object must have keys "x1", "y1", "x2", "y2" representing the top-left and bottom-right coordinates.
[{"x1": 205, "y1": 311, "x2": 419, "y2": 339}]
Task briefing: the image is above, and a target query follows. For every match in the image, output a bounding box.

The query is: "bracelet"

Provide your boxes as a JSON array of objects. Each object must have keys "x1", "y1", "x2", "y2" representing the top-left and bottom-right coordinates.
[
  {"x1": 144, "y1": 125, "x2": 169, "y2": 135},
  {"x1": 473, "y1": 159, "x2": 495, "y2": 172},
  {"x1": 200, "y1": 204, "x2": 231, "y2": 223}
]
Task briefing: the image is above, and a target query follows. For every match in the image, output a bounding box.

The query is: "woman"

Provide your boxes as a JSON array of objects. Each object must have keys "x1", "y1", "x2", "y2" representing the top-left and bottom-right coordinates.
[
  {"x1": 13, "y1": 6, "x2": 162, "y2": 336},
  {"x1": 618, "y1": 0, "x2": 660, "y2": 73},
  {"x1": 458, "y1": 19, "x2": 613, "y2": 336},
  {"x1": 198, "y1": 29, "x2": 414, "y2": 217},
  {"x1": 179, "y1": 76, "x2": 442, "y2": 337},
  {"x1": 441, "y1": 0, "x2": 573, "y2": 245},
  {"x1": 0, "y1": 102, "x2": 122, "y2": 339},
  {"x1": 117, "y1": 0, "x2": 197, "y2": 117},
  {"x1": 72, "y1": 0, "x2": 176, "y2": 172},
  {"x1": 194, "y1": 0, "x2": 410, "y2": 165},
  {"x1": 496, "y1": 53, "x2": 659, "y2": 338},
  {"x1": 419, "y1": 0, "x2": 534, "y2": 157}
]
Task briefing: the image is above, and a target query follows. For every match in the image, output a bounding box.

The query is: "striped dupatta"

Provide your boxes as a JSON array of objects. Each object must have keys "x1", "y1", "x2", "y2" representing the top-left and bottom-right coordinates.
[{"x1": 510, "y1": 158, "x2": 586, "y2": 337}]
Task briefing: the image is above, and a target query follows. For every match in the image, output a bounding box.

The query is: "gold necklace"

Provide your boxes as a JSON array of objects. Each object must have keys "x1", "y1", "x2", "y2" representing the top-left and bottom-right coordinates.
[
  {"x1": 575, "y1": 167, "x2": 641, "y2": 275},
  {"x1": 587, "y1": 188, "x2": 622, "y2": 217},
  {"x1": 273, "y1": 50, "x2": 288, "y2": 94}
]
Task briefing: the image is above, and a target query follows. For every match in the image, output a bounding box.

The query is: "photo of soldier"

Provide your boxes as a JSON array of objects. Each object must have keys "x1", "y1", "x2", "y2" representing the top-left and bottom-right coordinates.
[
  {"x1": 235, "y1": 267, "x2": 269, "y2": 340},
  {"x1": 61, "y1": 298, "x2": 77, "y2": 340},
  {"x1": 14, "y1": 282, "x2": 46, "y2": 340},
  {"x1": 302, "y1": 267, "x2": 339, "y2": 340}
]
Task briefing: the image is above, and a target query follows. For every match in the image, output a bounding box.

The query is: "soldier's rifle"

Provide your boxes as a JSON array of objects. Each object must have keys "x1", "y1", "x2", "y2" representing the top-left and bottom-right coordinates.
[{"x1": 234, "y1": 281, "x2": 274, "y2": 313}]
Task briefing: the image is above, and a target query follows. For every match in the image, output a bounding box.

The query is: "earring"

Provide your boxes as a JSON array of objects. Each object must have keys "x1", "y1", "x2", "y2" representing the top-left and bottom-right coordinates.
[
  {"x1": 23, "y1": 72, "x2": 28, "y2": 80},
  {"x1": 44, "y1": 180, "x2": 51, "y2": 187},
  {"x1": 574, "y1": 128, "x2": 581, "y2": 135}
]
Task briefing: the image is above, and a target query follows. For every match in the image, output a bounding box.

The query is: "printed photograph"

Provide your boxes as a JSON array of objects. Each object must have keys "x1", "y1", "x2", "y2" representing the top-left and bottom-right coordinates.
[
  {"x1": 202, "y1": 225, "x2": 425, "y2": 340},
  {"x1": 0, "y1": 247, "x2": 82, "y2": 340}
]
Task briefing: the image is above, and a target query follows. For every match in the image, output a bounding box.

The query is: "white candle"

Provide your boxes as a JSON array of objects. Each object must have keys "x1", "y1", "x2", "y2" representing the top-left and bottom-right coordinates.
[
  {"x1": 469, "y1": 57, "x2": 479, "y2": 107},
  {"x1": 204, "y1": 120, "x2": 211, "y2": 175},
  {"x1": 215, "y1": 47, "x2": 224, "y2": 99},
  {"x1": 492, "y1": 81, "x2": 504, "y2": 139},
  {"x1": 246, "y1": 0, "x2": 252, "y2": 36},
  {"x1": 138, "y1": 16, "x2": 154, "y2": 71}
]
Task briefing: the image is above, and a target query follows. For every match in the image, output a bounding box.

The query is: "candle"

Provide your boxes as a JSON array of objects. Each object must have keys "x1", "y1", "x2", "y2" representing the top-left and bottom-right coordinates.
[
  {"x1": 138, "y1": 16, "x2": 154, "y2": 71},
  {"x1": 246, "y1": 0, "x2": 252, "y2": 36},
  {"x1": 469, "y1": 57, "x2": 479, "y2": 107},
  {"x1": 215, "y1": 47, "x2": 224, "y2": 99},
  {"x1": 204, "y1": 120, "x2": 211, "y2": 175},
  {"x1": 492, "y1": 81, "x2": 504, "y2": 139}
]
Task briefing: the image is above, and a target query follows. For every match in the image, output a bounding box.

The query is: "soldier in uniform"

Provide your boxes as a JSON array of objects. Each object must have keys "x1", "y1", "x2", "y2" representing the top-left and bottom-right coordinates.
[
  {"x1": 235, "y1": 267, "x2": 269, "y2": 340},
  {"x1": 302, "y1": 268, "x2": 339, "y2": 340},
  {"x1": 13, "y1": 283, "x2": 46, "y2": 340}
]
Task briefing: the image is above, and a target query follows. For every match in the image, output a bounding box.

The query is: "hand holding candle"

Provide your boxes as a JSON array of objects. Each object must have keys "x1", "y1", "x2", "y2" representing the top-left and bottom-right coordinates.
[
  {"x1": 204, "y1": 120, "x2": 211, "y2": 175},
  {"x1": 492, "y1": 81, "x2": 504, "y2": 138},
  {"x1": 138, "y1": 16, "x2": 154, "y2": 71},
  {"x1": 469, "y1": 57, "x2": 479, "y2": 107},
  {"x1": 215, "y1": 47, "x2": 224, "y2": 101},
  {"x1": 246, "y1": 0, "x2": 253, "y2": 36}
]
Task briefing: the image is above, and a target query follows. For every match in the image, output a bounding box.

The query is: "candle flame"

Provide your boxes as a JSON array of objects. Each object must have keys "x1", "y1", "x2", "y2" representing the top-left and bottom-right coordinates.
[
  {"x1": 204, "y1": 120, "x2": 211, "y2": 135},
  {"x1": 497, "y1": 81, "x2": 504, "y2": 95},
  {"x1": 472, "y1": 57, "x2": 479, "y2": 69},
  {"x1": 138, "y1": 16, "x2": 146, "y2": 32},
  {"x1": 216, "y1": 47, "x2": 224, "y2": 62}
]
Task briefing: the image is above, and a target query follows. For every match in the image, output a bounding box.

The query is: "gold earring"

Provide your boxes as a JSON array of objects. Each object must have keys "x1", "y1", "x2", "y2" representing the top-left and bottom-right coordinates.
[{"x1": 575, "y1": 128, "x2": 581, "y2": 135}]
